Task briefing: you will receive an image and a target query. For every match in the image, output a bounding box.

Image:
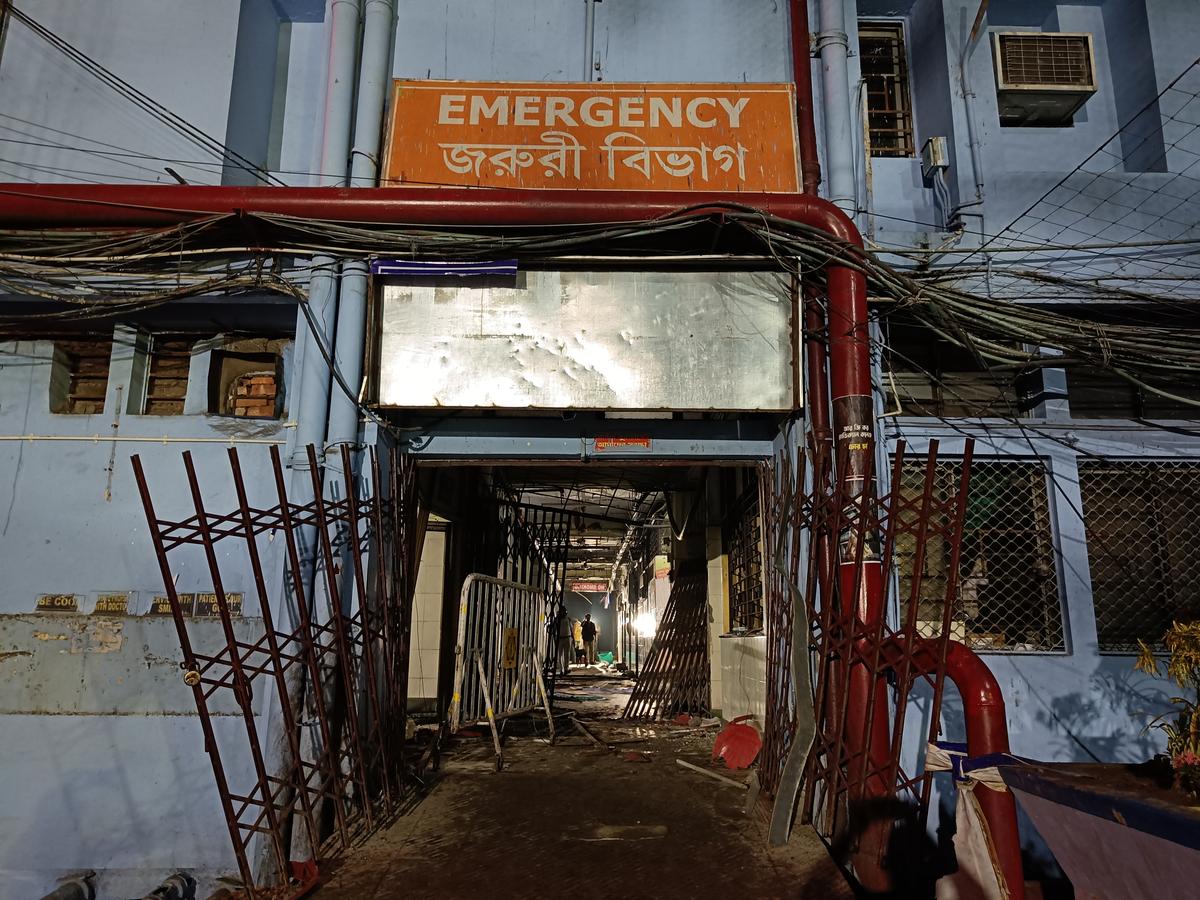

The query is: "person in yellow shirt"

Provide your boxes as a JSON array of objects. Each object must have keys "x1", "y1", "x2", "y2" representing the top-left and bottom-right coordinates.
[{"x1": 572, "y1": 618, "x2": 584, "y2": 664}]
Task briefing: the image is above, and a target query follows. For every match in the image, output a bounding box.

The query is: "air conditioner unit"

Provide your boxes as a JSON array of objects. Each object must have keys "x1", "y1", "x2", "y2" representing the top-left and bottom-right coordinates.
[{"x1": 992, "y1": 32, "x2": 1097, "y2": 127}]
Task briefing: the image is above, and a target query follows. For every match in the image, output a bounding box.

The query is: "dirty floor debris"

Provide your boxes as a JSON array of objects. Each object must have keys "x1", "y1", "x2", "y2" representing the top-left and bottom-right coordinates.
[{"x1": 315, "y1": 674, "x2": 852, "y2": 899}]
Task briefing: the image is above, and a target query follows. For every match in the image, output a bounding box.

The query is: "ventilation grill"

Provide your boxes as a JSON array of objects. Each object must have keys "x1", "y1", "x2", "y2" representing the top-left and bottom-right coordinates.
[
  {"x1": 994, "y1": 33, "x2": 1095, "y2": 89},
  {"x1": 992, "y1": 32, "x2": 1097, "y2": 127}
]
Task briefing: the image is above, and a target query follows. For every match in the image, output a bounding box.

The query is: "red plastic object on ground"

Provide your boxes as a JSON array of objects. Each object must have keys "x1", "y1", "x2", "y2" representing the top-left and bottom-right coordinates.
[{"x1": 712, "y1": 715, "x2": 763, "y2": 770}]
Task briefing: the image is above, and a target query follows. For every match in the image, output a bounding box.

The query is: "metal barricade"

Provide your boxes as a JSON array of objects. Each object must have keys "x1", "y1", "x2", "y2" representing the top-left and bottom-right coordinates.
[{"x1": 447, "y1": 574, "x2": 555, "y2": 769}]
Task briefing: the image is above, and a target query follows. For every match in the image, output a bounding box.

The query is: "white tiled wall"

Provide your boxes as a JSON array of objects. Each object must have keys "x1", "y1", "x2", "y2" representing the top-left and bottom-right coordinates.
[
  {"x1": 719, "y1": 634, "x2": 767, "y2": 724},
  {"x1": 706, "y1": 525, "x2": 727, "y2": 714},
  {"x1": 407, "y1": 530, "x2": 447, "y2": 705}
]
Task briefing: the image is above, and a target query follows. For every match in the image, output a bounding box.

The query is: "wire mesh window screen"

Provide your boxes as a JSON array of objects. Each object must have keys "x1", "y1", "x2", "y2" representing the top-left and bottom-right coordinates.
[
  {"x1": 1078, "y1": 460, "x2": 1200, "y2": 652},
  {"x1": 727, "y1": 486, "x2": 764, "y2": 632},
  {"x1": 860, "y1": 21, "x2": 915, "y2": 157},
  {"x1": 894, "y1": 458, "x2": 1064, "y2": 651}
]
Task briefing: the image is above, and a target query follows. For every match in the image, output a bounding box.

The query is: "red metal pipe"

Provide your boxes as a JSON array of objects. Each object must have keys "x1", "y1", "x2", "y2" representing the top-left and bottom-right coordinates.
[
  {"x1": 944, "y1": 641, "x2": 1025, "y2": 900},
  {"x1": 885, "y1": 638, "x2": 1024, "y2": 898},
  {"x1": 789, "y1": 0, "x2": 822, "y2": 196},
  {"x1": 0, "y1": 183, "x2": 852, "y2": 228}
]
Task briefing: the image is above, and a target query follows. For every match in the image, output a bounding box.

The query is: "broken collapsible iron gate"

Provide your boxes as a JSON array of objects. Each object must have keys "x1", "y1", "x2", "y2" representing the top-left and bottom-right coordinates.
[
  {"x1": 132, "y1": 443, "x2": 423, "y2": 897},
  {"x1": 758, "y1": 437, "x2": 976, "y2": 854},
  {"x1": 621, "y1": 573, "x2": 710, "y2": 721}
]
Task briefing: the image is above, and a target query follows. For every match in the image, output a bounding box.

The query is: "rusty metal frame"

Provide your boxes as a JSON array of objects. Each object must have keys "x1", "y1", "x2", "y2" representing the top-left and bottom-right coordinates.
[
  {"x1": 759, "y1": 436, "x2": 976, "y2": 859},
  {"x1": 131, "y1": 443, "x2": 421, "y2": 897}
]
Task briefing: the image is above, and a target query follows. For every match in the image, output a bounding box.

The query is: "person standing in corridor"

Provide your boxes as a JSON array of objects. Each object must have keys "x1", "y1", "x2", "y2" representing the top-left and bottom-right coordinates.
[
  {"x1": 581, "y1": 614, "x2": 599, "y2": 665},
  {"x1": 556, "y1": 611, "x2": 573, "y2": 675}
]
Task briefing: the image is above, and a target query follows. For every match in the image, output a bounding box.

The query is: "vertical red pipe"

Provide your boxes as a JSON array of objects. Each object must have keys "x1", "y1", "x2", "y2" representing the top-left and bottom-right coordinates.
[
  {"x1": 791, "y1": 3, "x2": 891, "y2": 886},
  {"x1": 790, "y1": 0, "x2": 822, "y2": 197}
]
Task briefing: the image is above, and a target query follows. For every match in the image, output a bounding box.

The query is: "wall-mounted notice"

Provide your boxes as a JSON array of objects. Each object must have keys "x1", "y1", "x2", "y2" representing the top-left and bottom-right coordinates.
[{"x1": 383, "y1": 81, "x2": 800, "y2": 192}]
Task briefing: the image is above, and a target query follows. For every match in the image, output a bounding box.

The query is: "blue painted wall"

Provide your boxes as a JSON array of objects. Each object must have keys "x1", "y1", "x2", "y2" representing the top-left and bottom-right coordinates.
[{"x1": 0, "y1": 319, "x2": 296, "y2": 896}]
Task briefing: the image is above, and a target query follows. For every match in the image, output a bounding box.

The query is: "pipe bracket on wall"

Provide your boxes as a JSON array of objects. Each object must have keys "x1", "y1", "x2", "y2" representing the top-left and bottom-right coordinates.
[{"x1": 815, "y1": 31, "x2": 849, "y2": 52}]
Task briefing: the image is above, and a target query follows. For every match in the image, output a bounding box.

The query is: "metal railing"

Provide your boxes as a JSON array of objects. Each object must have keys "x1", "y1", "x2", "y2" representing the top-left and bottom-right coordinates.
[
  {"x1": 758, "y1": 436, "x2": 983, "y2": 873},
  {"x1": 447, "y1": 574, "x2": 555, "y2": 769}
]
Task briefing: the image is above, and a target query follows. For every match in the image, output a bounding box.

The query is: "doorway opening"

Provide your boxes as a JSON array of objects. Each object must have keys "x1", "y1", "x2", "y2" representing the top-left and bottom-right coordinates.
[{"x1": 408, "y1": 460, "x2": 768, "y2": 729}]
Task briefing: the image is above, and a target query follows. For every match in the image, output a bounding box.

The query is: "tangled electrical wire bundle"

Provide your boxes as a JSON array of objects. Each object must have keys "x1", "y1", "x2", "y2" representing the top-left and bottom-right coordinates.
[{"x1": 0, "y1": 202, "x2": 1198, "y2": 404}]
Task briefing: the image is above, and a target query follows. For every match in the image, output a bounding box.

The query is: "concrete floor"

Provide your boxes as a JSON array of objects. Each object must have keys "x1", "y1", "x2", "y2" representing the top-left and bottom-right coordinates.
[{"x1": 315, "y1": 675, "x2": 852, "y2": 899}]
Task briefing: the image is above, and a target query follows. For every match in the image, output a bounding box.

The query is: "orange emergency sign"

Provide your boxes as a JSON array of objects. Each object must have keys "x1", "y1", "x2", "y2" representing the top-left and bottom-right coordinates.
[{"x1": 382, "y1": 80, "x2": 801, "y2": 192}]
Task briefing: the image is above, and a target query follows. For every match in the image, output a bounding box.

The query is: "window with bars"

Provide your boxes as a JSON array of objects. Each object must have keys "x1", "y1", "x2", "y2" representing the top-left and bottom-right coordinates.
[
  {"x1": 1077, "y1": 460, "x2": 1200, "y2": 653},
  {"x1": 726, "y1": 479, "x2": 764, "y2": 632},
  {"x1": 140, "y1": 336, "x2": 193, "y2": 415},
  {"x1": 895, "y1": 458, "x2": 1064, "y2": 651},
  {"x1": 860, "y1": 20, "x2": 915, "y2": 158},
  {"x1": 50, "y1": 338, "x2": 113, "y2": 415}
]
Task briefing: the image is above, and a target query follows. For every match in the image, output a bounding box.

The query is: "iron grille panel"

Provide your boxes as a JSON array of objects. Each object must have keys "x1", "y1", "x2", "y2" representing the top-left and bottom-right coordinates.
[
  {"x1": 1078, "y1": 460, "x2": 1200, "y2": 652},
  {"x1": 997, "y1": 33, "x2": 1093, "y2": 87},
  {"x1": 895, "y1": 458, "x2": 1064, "y2": 651},
  {"x1": 727, "y1": 482, "x2": 764, "y2": 632},
  {"x1": 860, "y1": 21, "x2": 915, "y2": 157}
]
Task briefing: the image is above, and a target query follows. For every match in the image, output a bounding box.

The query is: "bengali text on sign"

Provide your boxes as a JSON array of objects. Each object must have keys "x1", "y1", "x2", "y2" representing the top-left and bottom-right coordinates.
[{"x1": 382, "y1": 81, "x2": 800, "y2": 192}]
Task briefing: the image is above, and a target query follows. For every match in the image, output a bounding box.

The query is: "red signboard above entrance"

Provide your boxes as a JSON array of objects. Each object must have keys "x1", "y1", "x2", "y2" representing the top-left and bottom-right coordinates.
[
  {"x1": 383, "y1": 80, "x2": 801, "y2": 192},
  {"x1": 570, "y1": 581, "x2": 610, "y2": 594}
]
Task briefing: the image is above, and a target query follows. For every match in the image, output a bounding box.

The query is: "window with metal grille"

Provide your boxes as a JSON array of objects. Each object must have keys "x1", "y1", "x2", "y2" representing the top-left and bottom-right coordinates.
[
  {"x1": 726, "y1": 479, "x2": 764, "y2": 632},
  {"x1": 860, "y1": 21, "x2": 915, "y2": 158},
  {"x1": 895, "y1": 459, "x2": 1064, "y2": 651},
  {"x1": 50, "y1": 338, "x2": 112, "y2": 415},
  {"x1": 995, "y1": 33, "x2": 1093, "y2": 88},
  {"x1": 141, "y1": 336, "x2": 193, "y2": 415},
  {"x1": 1077, "y1": 460, "x2": 1200, "y2": 652}
]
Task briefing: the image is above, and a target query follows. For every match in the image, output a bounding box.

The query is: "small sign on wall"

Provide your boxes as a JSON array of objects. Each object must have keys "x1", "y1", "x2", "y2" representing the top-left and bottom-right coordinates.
[
  {"x1": 36, "y1": 594, "x2": 79, "y2": 612},
  {"x1": 194, "y1": 593, "x2": 244, "y2": 617},
  {"x1": 149, "y1": 593, "x2": 194, "y2": 616},
  {"x1": 594, "y1": 437, "x2": 653, "y2": 453},
  {"x1": 570, "y1": 581, "x2": 610, "y2": 593},
  {"x1": 93, "y1": 593, "x2": 130, "y2": 615}
]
